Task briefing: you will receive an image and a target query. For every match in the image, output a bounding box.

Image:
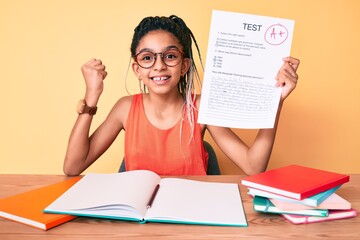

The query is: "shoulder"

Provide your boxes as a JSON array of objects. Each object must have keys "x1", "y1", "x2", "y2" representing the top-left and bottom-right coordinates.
[
  {"x1": 113, "y1": 94, "x2": 138, "y2": 115},
  {"x1": 107, "y1": 95, "x2": 136, "y2": 129},
  {"x1": 116, "y1": 94, "x2": 135, "y2": 107}
]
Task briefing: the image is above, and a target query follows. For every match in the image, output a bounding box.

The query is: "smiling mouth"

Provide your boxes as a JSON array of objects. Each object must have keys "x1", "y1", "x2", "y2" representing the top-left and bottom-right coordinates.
[{"x1": 151, "y1": 76, "x2": 170, "y2": 81}]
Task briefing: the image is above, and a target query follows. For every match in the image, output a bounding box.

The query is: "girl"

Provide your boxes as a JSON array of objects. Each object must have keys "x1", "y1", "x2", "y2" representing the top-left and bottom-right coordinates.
[{"x1": 63, "y1": 15, "x2": 299, "y2": 176}]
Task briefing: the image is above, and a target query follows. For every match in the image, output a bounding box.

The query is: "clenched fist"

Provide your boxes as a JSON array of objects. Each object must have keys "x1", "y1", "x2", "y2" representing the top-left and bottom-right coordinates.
[{"x1": 81, "y1": 58, "x2": 108, "y2": 104}]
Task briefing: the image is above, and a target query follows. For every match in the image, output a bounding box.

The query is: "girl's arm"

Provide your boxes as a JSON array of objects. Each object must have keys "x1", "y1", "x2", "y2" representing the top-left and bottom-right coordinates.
[
  {"x1": 63, "y1": 101, "x2": 126, "y2": 176},
  {"x1": 206, "y1": 104, "x2": 282, "y2": 175},
  {"x1": 205, "y1": 57, "x2": 300, "y2": 175},
  {"x1": 63, "y1": 59, "x2": 128, "y2": 176}
]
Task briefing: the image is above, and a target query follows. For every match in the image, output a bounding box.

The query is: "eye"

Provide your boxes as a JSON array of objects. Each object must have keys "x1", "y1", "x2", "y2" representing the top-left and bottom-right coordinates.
[
  {"x1": 138, "y1": 52, "x2": 154, "y2": 62},
  {"x1": 164, "y1": 50, "x2": 179, "y2": 60}
]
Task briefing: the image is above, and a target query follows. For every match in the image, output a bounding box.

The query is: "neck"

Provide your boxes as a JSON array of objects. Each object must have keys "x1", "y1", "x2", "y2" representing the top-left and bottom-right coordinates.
[
  {"x1": 142, "y1": 91, "x2": 185, "y2": 129},
  {"x1": 144, "y1": 91, "x2": 184, "y2": 119},
  {"x1": 148, "y1": 91, "x2": 183, "y2": 108}
]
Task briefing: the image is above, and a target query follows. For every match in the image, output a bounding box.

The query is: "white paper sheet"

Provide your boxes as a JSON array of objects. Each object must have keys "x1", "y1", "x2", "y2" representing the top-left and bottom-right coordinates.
[{"x1": 198, "y1": 10, "x2": 294, "y2": 128}]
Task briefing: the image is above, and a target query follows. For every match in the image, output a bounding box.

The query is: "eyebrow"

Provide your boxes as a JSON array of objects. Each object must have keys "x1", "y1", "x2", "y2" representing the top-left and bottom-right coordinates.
[{"x1": 136, "y1": 45, "x2": 180, "y2": 54}]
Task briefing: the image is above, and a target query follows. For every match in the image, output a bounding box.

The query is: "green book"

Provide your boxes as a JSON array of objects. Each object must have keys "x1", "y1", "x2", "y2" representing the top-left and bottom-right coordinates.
[{"x1": 253, "y1": 196, "x2": 329, "y2": 217}]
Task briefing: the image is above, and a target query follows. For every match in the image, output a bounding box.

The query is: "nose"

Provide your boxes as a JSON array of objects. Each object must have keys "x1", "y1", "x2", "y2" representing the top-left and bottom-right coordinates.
[{"x1": 153, "y1": 53, "x2": 166, "y2": 70}]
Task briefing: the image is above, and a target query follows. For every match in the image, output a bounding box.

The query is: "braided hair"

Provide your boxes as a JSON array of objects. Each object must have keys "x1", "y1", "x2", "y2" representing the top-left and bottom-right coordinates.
[{"x1": 131, "y1": 15, "x2": 203, "y2": 141}]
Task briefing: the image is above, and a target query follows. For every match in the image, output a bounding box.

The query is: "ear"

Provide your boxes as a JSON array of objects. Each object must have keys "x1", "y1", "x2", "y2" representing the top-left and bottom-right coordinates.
[
  {"x1": 181, "y1": 58, "x2": 191, "y2": 76},
  {"x1": 132, "y1": 62, "x2": 141, "y2": 79}
]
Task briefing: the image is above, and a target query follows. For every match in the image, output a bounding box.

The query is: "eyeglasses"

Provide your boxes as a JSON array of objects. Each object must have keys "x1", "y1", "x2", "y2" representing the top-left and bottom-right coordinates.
[{"x1": 134, "y1": 48, "x2": 184, "y2": 69}]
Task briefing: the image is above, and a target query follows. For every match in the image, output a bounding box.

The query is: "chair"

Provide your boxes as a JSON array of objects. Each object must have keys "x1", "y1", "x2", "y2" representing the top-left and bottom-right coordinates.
[
  {"x1": 204, "y1": 141, "x2": 221, "y2": 175},
  {"x1": 118, "y1": 141, "x2": 221, "y2": 175}
]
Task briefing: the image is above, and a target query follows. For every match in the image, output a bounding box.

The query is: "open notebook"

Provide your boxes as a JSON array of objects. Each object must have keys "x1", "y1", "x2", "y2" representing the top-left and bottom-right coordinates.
[{"x1": 44, "y1": 170, "x2": 247, "y2": 227}]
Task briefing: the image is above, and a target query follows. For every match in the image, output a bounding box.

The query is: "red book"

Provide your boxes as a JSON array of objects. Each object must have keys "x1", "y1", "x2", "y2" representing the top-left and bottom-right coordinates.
[
  {"x1": 0, "y1": 177, "x2": 81, "y2": 230},
  {"x1": 241, "y1": 165, "x2": 349, "y2": 200}
]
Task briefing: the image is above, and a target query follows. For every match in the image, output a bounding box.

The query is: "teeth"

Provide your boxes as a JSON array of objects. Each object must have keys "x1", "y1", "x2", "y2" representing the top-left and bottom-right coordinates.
[{"x1": 152, "y1": 76, "x2": 169, "y2": 81}]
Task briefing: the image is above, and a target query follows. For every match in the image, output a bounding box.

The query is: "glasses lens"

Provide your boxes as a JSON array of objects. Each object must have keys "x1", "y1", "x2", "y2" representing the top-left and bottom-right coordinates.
[
  {"x1": 163, "y1": 49, "x2": 182, "y2": 67},
  {"x1": 136, "y1": 51, "x2": 155, "y2": 68}
]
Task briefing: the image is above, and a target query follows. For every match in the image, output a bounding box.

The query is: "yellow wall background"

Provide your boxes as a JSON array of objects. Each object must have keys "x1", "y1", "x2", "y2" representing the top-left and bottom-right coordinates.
[{"x1": 1, "y1": 0, "x2": 359, "y2": 175}]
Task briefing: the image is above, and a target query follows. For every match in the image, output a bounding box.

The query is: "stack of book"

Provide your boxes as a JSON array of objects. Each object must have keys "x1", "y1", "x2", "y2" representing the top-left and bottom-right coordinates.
[{"x1": 241, "y1": 165, "x2": 358, "y2": 224}]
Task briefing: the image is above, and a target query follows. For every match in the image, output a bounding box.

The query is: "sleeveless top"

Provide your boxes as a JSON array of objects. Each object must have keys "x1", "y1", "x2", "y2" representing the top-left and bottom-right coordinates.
[{"x1": 124, "y1": 94, "x2": 208, "y2": 175}]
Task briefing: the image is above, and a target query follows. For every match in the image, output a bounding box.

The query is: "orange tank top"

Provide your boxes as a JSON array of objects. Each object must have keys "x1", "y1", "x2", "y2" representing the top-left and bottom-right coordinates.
[{"x1": 124, "y1": 94, "x2": 208, "y2": 175}]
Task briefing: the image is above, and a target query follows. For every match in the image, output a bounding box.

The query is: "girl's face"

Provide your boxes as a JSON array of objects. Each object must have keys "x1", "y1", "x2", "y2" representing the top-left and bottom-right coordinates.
[{"x1": 132, "y1": 30, "x2": 190, "y2": 96}]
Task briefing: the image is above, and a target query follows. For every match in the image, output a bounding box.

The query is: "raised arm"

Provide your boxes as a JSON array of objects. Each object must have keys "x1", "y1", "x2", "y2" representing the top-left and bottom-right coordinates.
[
  {"x1": 63, "y1": 59, "x2": 125, "y2": 176},
  {"x1": 205, "y1": 57, "x2": 300, "y2": 175}
]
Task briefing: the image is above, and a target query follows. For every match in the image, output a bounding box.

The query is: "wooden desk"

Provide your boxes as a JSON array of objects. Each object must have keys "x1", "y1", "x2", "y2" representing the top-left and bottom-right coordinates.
[{"x1": 0, "y1": 174, "x2": 359, "y2": 239}]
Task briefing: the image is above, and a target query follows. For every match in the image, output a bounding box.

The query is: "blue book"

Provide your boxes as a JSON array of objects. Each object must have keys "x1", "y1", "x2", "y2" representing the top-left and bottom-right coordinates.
[
  {"x1": 248, "y1": 185, "x2": 341, "y2": 207},
  {"x1": 253, "y1": 196, "x2": 329, "y2": 217}
]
